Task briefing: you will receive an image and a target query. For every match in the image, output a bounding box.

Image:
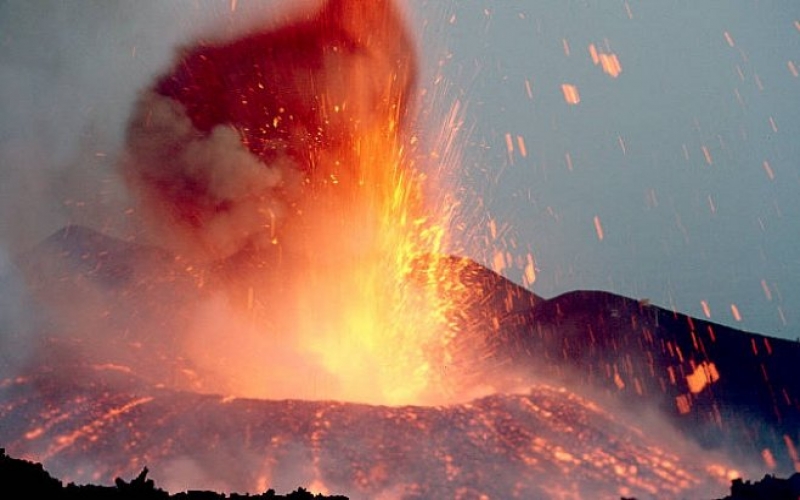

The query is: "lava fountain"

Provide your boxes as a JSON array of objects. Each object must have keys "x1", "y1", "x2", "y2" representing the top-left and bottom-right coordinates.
[
  {"x1": 0, "y1": 1, "x2": 755, "y2": 498},
  {"x1": 118, "y1": 0, "x2": 476, "y2": 406}
]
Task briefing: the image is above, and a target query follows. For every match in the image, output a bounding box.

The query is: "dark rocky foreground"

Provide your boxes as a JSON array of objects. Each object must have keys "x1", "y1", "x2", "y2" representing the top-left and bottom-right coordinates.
[
  {"x1": 3, "y1": 448, "x2": 799, "y2": 500},
  {"x1": 0, "y1": 448, "x2": 347, "y2": 499}
]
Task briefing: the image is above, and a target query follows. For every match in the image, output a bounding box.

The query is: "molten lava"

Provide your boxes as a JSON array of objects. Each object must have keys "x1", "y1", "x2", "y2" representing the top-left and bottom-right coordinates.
[{"x1": 120, "y1": 0, "x2": 474, "y2": 406}]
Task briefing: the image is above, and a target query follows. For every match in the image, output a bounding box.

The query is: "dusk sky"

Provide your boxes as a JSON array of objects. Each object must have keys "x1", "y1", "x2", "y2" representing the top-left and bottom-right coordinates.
[
  {"x1": 415, "y1": 1, "x2": 800, "y2": 339},
  {"x1": 2, "y1": 1, "x2": 799, "y2": 339}
]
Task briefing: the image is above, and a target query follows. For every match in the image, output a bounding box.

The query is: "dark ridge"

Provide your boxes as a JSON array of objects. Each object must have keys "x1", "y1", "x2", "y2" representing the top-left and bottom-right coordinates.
[
  {"x1": 494, "y1": 288, "x2": 800, "y2": 473},
  {"x1": 17, "y1": 225, "x2": 179, "y2": 289},
  {"x1": 0, "y1": 448, "x2": 348, "y2": 499}
]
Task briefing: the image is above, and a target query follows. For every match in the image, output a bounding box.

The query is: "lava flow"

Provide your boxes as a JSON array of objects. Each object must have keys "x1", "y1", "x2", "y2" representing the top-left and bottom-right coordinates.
[{"x1": 1, "y1": 0, "x2": 791, "y2": 499}]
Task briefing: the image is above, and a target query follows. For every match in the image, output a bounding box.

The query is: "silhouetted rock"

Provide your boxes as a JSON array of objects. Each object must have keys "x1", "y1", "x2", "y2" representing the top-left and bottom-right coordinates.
[
  {"x1": 717, "y1": 472, "x2": 800, "y2": 499},
  {"x1": 0, "y1": 448, "x2": 348, "y2": 499}
]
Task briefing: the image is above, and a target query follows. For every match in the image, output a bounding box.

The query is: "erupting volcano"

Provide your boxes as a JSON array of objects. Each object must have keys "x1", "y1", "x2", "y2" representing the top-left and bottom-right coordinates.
[{"x1": 2, "y1": 1, "x2": 799, "y2": 499}]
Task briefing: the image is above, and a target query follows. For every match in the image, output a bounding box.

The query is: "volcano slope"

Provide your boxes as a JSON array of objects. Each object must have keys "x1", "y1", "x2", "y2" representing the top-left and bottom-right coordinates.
[{"x1": 2, "y1": 226, "x2": 798, "y2": 499}]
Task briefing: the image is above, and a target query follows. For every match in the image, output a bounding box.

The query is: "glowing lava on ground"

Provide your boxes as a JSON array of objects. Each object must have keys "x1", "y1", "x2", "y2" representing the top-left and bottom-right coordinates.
[{"x1": 1, "y1": 368, "x2": 741, "y2": 499}]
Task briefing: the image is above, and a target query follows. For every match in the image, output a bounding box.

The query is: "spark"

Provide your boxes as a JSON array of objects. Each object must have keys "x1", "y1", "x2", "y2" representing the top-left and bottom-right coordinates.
[
  {"x1": 723, "y1": 31, "x2": 735, "y2": 47},
  {"x1": 730, "y1": 304, "x2": 742, "y2": 322},
  {"x1": 593, "y1": 216, "x2": 604, "y2": 241},
  {"x1": 523, "y1": 253, "x2": 537, "y2": 287},
  {"x1": 624, "y1": 2, "x2": 633, "y2": 19},
  {"x1": 754, "y1": 73, "x2": 764, "y2": 91},
  {"x1": 784, "y1": 435, "x2": 800, "y2": 472},
  {"x1": 761, "y1": 279, "x2": 773, "y2": 301},
  {"x1": 700, "y1": 300, "x2": 711, "y2": 319},
  {"x1": 788, "y1": 61, "x2": 799, "y2": 78},
  {"x1": 769, "y1": 116, "x2": 778, "y2": 133},
  {"x1": 701, "y1": 145, "x2": 713, "y2": 165},
  {"x1": 762, "y1": 160, "x2": 775, "y2": 180},
  {"x1": 524, "y1": 79, "x2": 534, "y2": 99},
  {"x1": 762, "y1": 449, "x2": 777, "y2": 470},
  {"x1": 589, "y1": 44, "x2": 622, "y2": 78},
  {"x1": 517, "y1": 135, "x2": 527, "y2": 158},
  {"x1": 561, "y1": 84, "x2": 580, "y2": 105},
  {"x1": 599, "y1": 53, "x2": 622, "y2": 78},
  {"x1": 685, "y1": 362, "x2": 719, "y2": 394},
  {"x1": 589, "y1": 44, "x2": 599, "y2": 65}
]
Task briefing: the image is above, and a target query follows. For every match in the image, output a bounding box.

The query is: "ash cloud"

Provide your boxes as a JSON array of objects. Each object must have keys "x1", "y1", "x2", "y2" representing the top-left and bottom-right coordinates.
[
  {"x1": 0, "y1": 1, "x2": 320, "y2": 375},
  {"x1": 120, "y1": 90, "x2": 303, "y2": 260}
]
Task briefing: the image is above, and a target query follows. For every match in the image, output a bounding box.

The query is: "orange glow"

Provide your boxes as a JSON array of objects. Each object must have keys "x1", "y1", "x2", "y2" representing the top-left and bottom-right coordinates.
[
  {"x1": 701, "y1": 145, "x2": 713, "y2": 165},
  {"x1": 525, "y1": 79, "x2": 534, "y2": 99},
  {"x1": 675, "y1": 394, "x2": 691, "y2": 414},
  {"x1": 277, "y1": 123, "x2": 470, "y2": 405},
  {"x1": 763, "y1": 160, "x2": 775, "y2": 180},
  {"x1": 589, "y1": 44, "x2": 622, "y2": 78},
  {"x1": 565, "y1": 152, "x2": 574, "y2": 171},
  {"x1": 723, "y1": 31, "x2": 735, "y2": 47},
  {"x1": 762, "y1": 448, "x2": 777, "y2": 470},
  {"x1": 599, "y1": 54, "x2": 622, "y2": 78},
  {"x1": 561, "y1": 84, "x2": 580, "y2": 104},
  {"x1": 614, "y1": 371, "x2": 625, "y2": 390},
  {"x1": 523, "y1": 253, "x2": 537, "y2": 287},
  {"x1": 700, "y1": 300, "x2": 711, "y2": 318},
  {"x1": 624, "y1": 2, "x2": 633, "y2": 19},
  {"x1": 686, "y1": 362, "x2": 720, "y2": 394},
  {"x1": 784, "y1": 435, "x2": 800, "y2": 472},
  {"x1": 517, "y1": 135, "x2": 528, "y2": 158},
  {"x1": 730, "y1": 304, "x2": 742, "y2": 322},
  {"x1": 593, "y1": 216, "x2": 605, "y2": 241},
  {"x1": 180, "y1": 101, "x2": 481, "y2": 406},
  {"x1": 789, "y1": 61, "x2": 799, "y2": 78}
]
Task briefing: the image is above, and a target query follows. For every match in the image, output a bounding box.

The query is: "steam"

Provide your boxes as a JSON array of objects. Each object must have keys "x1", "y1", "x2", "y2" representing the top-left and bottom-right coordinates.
[
  {"x1": 121, "y1": 91, "x2": 302, "y2": 260},
  {"x1": 0, "y1": 1, "x2": 320, "y2": 376}
]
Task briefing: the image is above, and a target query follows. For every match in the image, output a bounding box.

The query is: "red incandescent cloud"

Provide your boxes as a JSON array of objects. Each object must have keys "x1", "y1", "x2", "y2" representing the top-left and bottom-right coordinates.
[{"x1": 2, "y1": 1, "x2": 799, "y2": 499}]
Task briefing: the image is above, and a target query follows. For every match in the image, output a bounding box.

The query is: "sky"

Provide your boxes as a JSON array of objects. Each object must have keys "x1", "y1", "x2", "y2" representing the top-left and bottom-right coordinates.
[
  {"x1": 416, "y1": 1, "x2": 800, "y2": 339},
  {"x1": 1, "y1": 1, "x2": 799, "y2": 340}
]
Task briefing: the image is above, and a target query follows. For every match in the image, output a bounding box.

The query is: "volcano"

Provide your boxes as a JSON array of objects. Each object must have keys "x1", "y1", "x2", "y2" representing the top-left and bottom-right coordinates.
[
  {"x1": 3, "y1": 1, "x2": 800, "y2": 498},
  {"x1": 3, "y1": 225, "x2": 799, "y2": 499}
]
